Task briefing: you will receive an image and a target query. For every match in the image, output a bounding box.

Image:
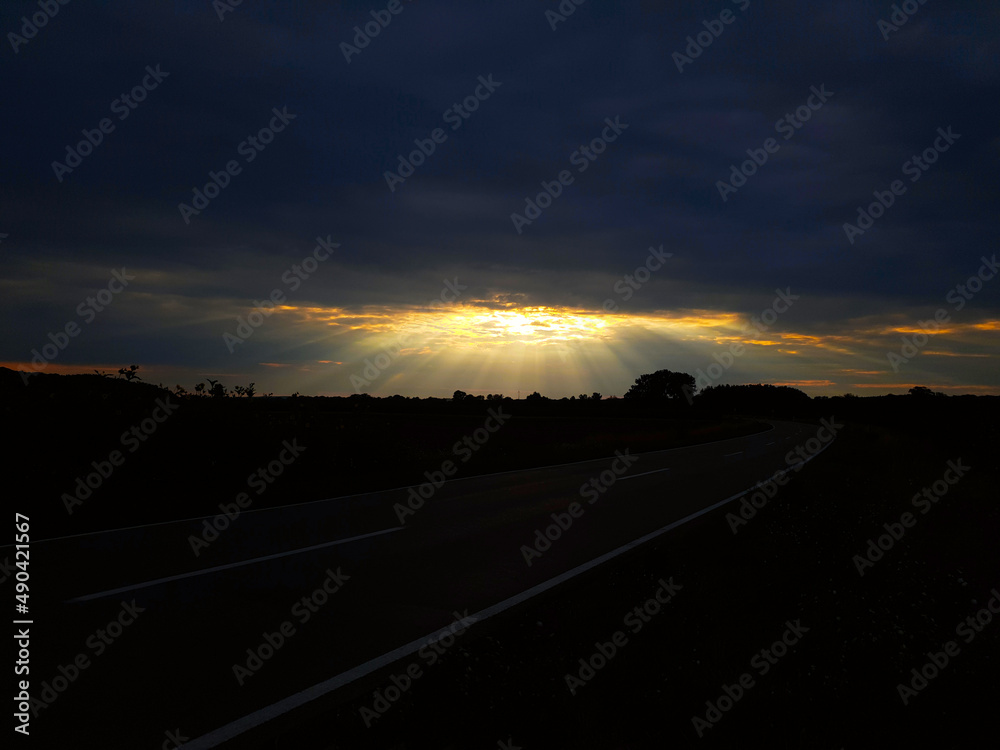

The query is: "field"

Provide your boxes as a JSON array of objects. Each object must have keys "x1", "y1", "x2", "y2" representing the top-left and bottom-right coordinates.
[{"x1": 5, "y1": 368, "x2": 762, "y2": 536}]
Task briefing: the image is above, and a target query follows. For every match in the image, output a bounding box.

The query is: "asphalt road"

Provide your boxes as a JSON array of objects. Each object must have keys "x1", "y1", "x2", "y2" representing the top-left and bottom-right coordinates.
[{"x1": 12, "y1": 419, "x2": 834, "y2": 748}]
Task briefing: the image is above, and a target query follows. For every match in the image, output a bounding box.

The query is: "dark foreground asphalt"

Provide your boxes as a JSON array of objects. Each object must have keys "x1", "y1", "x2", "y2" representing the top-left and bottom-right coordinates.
[{"x1": 13, "y1": 419, "x2": 836, "y2": 748}]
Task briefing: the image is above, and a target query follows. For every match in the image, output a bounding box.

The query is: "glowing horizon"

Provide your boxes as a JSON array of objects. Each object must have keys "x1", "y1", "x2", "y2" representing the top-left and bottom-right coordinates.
[{"x1": 6, "y1": 298, "x2": 997, "y2": 399}]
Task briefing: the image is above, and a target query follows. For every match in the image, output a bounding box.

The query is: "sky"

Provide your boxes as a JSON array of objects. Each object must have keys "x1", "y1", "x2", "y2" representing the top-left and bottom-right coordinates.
[{"x1": 2, "y1": 0, "x2": 998, "y2": 398}]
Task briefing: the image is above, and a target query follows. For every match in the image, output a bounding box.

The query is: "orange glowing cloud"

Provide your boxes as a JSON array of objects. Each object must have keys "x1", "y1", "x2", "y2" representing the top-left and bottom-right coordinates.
[
  {"x1": 771, "y1": 380, "x2": 837, "y2": 388},
  {"x1": 0, "y1": 361, "x2": 113, "y2": 375},
  {"x1": 971, "y1": 320, "x2": 1000, "y2": 331},
  {"x1": 922, "y1": 351, "x2": 993, "y2": 358}
]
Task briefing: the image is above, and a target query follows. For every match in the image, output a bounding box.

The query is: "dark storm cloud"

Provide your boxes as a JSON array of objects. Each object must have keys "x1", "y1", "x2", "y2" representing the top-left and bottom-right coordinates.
[{"x1": 1, "y1": 0, "x2": 997, "y2": 385}]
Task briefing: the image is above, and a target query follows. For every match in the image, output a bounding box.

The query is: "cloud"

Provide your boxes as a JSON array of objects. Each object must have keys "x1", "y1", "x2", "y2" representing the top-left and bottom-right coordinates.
[{"x1": 1, "y1": 0, "x2": 996, "y2": 397}]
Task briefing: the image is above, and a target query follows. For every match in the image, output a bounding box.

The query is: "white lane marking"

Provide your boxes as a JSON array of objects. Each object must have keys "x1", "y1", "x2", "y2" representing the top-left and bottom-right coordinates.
[
  {"x1": 723, "y1": 451, "x2": 743, "y2": 457},
  {"x1": 64, "y1": 527, "x2": 404, "y2": 604},
  {"x1": 618, "y1": 467, "x2": 670, "y2": 481},
  {"x1": 765, "y1": 442, "x2": 775, "y2": 446},
  {"x1": 179, "y1": 430, "x2": 834, "y2": 750},
  {"x1": 11, "y1": 424, "x2": 778, "y2": 547}
]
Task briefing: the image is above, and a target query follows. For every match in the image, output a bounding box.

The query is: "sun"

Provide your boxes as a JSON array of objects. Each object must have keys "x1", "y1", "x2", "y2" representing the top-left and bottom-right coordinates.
[{"x1": 445, "y1": 306, "x2": 611, "y2": 347}]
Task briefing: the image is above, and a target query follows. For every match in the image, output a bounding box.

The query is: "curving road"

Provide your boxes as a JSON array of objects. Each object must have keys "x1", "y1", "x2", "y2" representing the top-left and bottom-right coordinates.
[{"x1": 14, "y1": 419, "x2": 836, "y2": 748}]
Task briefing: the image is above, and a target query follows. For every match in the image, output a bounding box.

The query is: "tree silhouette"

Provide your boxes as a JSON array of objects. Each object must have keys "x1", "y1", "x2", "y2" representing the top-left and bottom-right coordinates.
[
  {"x1": 694, "y1": 383, "x2": 810, "y2": 415},
  {"x1": 117, "y1": 364, "x2": 141, "y2": 381},
  {"x1": 205, "y1": 378, "x2": 227, "y2": 399},
  {"x1": 233, "y1": 382, "x2": 256, "y2": 398},
  {"x1": 624, "y1": 369, "x2": 695, "y2": 401}
]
